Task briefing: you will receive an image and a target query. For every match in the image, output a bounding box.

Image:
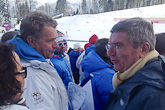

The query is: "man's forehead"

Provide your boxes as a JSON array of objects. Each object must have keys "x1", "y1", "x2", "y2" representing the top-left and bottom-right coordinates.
[
  {"x1": 109, "y1": 32, "x2": 129, "y2": 43},
  {"x1": 58, "y1": 41, "x2": 66, "y2": 43},
  {"x1": 41, "y1": 26, "x2": 57, "y2": 38}
]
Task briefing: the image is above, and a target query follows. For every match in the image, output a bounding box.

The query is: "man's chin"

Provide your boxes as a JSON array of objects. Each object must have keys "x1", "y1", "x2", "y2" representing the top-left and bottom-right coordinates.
[
  {"x1": 114, "y1": 66, "x2": 120, "y2": 72},
  {"x1": 50, "y1": 54, "x2": 54, "y2": 58},
  {"x1": 45, "y1": 54, "x2": 54, "y2": 59}
]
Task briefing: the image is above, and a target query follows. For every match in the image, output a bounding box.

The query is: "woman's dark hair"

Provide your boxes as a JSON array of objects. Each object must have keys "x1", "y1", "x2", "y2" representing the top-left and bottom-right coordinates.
[
  {"x1": 1, "y1": 31, "x2": 19, "y2": 43},
  {"x1": 95, "y1": 38, "x2": 113, "y2": 65},
  {"x1": 155, "y1": 33, "x2": 165, "y2": 55},
  {"x1": 95, "y1": 38, "x2": 108, "y2": 58},
  {"x1": 0, "y1": 43, "x2": 22, "y2": 106}
]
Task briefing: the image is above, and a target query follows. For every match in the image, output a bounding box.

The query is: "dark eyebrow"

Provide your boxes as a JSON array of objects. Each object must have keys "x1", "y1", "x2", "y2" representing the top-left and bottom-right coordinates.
[
  {"x1": 111, "y1": 42, "x2": 123, "y2": 45},
  {"x1": 46, "y1": 38, "x2": 56, "y2": 42}
]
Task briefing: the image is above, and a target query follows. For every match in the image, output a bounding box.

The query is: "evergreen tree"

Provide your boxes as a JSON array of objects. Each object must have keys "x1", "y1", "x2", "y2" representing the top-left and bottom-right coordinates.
[
  {"x1": 99, "y1": 0, "x2": 108, "y2": 12},
  {"x1": 0, "y1": 0, "x2": 11, "y2": 24},
  {"x1": 76, "y1": 8, "x2": 79, "y2": 15},
  {"x1": 29, "y1": 0, "x2": 37, "y2": 12},
  {"x1": 55, "y1": 0, "x2": 67, "y2": 16},
  {"x1": 15, "y1": 0, "x2": 29, "y2": 23},
  {"x1": 107, "y1": 0, "x2": 114, "y2": 11},
  {"x1": 82, "y1": 0, "x2": 87, "y2": 14},
  {"x1": 93, "y1": 0, "x2": 99, "y2": 13}
]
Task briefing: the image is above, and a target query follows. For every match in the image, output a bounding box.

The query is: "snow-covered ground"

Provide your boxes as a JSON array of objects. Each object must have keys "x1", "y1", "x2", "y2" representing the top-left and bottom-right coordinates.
[
  {"x1": 56, "y1": 4, "x2": 165, "y2": 48},
  {"x1": 1, "y1": 4, "x2": 165, "y2": 48}
]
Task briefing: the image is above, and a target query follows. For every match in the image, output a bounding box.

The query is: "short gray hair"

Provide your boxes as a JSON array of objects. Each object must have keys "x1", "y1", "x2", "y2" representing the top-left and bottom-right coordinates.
[
  {"x1": 110, "y1": 17, "x2": 155, "y2": 51},
  {"x1": 20, "y1": 11, "x2": 57, "y2": 43}
]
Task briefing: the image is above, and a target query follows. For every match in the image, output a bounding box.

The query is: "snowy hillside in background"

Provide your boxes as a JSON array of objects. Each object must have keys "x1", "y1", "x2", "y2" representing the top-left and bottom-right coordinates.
[
  {"x1": 56, "y1": 4, "x2": 165, "y2": 48},
  {"x1": 1, "y1": 4, "x2": 165, "y2": 49}
]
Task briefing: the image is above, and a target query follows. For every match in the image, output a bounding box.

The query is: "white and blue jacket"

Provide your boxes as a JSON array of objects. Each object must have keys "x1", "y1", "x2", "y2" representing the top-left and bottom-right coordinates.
[{"x1": 7, "y1": 35, "x2": 68, "y2": 110}]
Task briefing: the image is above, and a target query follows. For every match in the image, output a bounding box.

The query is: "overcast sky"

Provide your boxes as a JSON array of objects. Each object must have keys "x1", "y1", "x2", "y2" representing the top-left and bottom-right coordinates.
[{"x1": 37, "y1": 0, "x2": 82, "y2": 5}]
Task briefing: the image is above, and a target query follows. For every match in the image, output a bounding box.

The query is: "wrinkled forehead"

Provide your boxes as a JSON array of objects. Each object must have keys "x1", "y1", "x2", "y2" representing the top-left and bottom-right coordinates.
[
  {"x1": 109, "y1": 32, "x2": 130, "y2": 43},
  {"x1": 40, "y1": 26, "x2": 58, "y2": 39}
]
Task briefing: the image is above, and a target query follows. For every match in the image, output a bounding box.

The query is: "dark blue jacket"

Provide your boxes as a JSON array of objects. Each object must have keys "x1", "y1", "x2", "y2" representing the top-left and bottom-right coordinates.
[
  {"x1": 69, "y1": 50, "x2": 80, "y2": 71},
  {"x1": 81, "y1": 50, "x2": 115, "y2": 110},
  {"x1": 107, "y1": 55, "x2": 165, "y2": 110},
  {"x1": 50, "y1": 53, "x2": 73, "y2": 89}
]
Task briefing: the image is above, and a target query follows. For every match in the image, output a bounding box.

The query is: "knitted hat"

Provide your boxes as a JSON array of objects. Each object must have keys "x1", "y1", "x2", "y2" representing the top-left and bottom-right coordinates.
[
  {"x1": 56, "y1": 30, "x2": 66, "y2": 42},
  {"x1": 73, "y1": 43, "x2": 81, "y2": 49},
  {"x1": 89, "y1": 34, "x2": 98, "y2": 45},
  {"x1": 84, "y1": 43, "x2": 89, "y2": 50}
]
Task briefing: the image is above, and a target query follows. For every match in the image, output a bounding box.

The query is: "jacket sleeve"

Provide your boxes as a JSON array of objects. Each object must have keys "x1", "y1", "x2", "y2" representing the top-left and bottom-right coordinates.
[
  {"x1": 22, "y1": 74, "x2": 57, "y2": 110},
  {"x1": 53, "y1": 63, "x2": 73, "y2": 89},
  {"x1": 95, "y1": 71, "x2": 114, "y2": 104},
  {"x1": 143, "y1": 92, "x2": 165, "y2": 110}
]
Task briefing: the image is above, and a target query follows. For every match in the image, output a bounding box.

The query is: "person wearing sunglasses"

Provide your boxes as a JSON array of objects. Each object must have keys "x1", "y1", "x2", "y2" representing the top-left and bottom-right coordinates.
[
  {"x1": 0, "y1": 43, "x2": 29, "y2": 110},
  {"x1": 50, "y1": 30, "x2": 73, "y2": 89}
]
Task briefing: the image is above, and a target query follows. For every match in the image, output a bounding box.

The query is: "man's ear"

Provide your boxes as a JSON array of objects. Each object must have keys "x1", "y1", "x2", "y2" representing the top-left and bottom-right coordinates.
[
  {"x1": 140, "y1": 42, "x2": 150, "y2": 57},
  {"x1": 27, "y1": 36, "x2": 36, "y2": 48}
]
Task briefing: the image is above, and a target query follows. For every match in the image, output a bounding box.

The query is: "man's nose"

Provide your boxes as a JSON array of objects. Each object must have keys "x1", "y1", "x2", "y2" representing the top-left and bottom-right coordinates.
[
  {"x1": 107, "y1": 46, "x2": 116, "y2": 56},
  {"x1": 53, "y1": 40, "x2": 58, "y2": 47}
]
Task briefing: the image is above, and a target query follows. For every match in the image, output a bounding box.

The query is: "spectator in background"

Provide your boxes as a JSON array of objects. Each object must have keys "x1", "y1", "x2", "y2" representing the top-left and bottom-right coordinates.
[
  {"x1": 81, "y1": 38, "x2": 115, "y2": 110},
  {"x1": 76, "y1": 42, "x2": 90, "y2": 82},
  {"x1": 106, "y1": 17, "x2": 165, "y2": 110},
  {"x1": 51, "y1": 30, "x2": 73, "y2": 89},
  {"x1": 84, "y1": 42, "x2": 90, "y2": 50},
  {"x1": 0, "y1": 43, "x2": 29, "y2": 110},
  {"x1": 7, "y1": 11, "x2": 68, "y2": 110},
  {"x1": 155, "y1": 33, "x2": 165, "y2": 56},
  {"x1": 69, "y1": 43, "x2": 81, "y2": 84},
  {"x1": 67, "y1": 47, "x2": 73, "y2": 54},
  {"x1": 1, "y1": 31, "x2": 19, "y2": 43},
  {"x1": 85, "y1": 34, "x2": 98, "y2": 55}
]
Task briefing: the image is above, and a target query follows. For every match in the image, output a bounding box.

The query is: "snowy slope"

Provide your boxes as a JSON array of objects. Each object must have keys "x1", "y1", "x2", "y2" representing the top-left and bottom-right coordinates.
[
  {"x1": 56, "y1": 4, "x2": 165, "y2": 48},
  {"x1": 1, "y1": 4, "x2": 165, "y2": 48}
]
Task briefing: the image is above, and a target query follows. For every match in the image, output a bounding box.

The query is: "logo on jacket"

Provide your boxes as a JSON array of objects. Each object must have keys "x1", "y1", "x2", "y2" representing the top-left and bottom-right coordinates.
[
  {"x1": 120, "y1": 98, "x2": 124, "y2": 106},
  {"x1": 31, "y1": 92, "x2": 43, "y2": 105},
  {"x1": 54, "y1": 55, "x2": 60, "y2": 57}
]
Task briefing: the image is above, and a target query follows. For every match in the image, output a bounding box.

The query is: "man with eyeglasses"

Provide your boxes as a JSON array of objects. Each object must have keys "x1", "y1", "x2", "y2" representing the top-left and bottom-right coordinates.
[
  {"x1": 50, "y1": 30, "x2": 73, "y2": 89},
  {"x1": 106, "y1": 17, "x2": 165, "y2": 110},
  {"x1": 7, "y1": 11, "x2": 68, "y2": 110}
]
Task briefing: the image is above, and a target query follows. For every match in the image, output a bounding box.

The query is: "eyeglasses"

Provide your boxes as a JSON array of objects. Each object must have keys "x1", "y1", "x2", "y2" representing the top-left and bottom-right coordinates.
[
  {"x1": 58, "y1": 42, "x2": 67, "y2": 46},
  {"x1": 15, "y1": 67, "x2": 27, "y2": 79},
  {"x1": 105, "y1": 43, "x2": 125, "y2": 51}
]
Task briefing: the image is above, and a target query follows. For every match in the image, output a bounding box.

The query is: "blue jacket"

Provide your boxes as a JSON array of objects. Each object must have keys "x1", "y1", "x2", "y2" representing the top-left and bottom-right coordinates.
[
  {"x1": 7, "y1": 34, "x2": 47, "y2": 62},
  {"x1": 81, "y1": 50, "x2": 115, "y2": 110},
  {"x1": 107, "y1": 55, "x2": 165, "y2": 110},
  {"x1": 85, "y1": 44, "x2": 95, "y2": 56},
  {"x1": 50, "y1": 53, "x2": 73, "y2": 89},
  {"x1": 69, "y1": 50, "x2": 80, "y2": 71}
]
